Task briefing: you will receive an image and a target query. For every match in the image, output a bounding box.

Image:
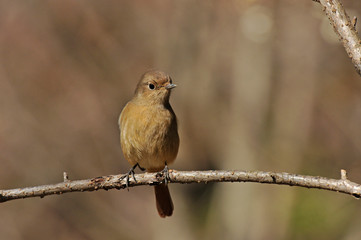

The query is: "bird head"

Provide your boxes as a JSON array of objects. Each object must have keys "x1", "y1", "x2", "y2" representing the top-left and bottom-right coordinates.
[{"x1": 134, "y1": 70, "x2": 176, "y2": 105}]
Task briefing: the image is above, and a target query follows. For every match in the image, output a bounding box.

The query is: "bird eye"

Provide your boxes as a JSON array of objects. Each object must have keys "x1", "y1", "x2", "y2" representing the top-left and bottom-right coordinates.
[
  {"x1": 148, "y1": 83, "x2": 155, "y2": 90},
  {"x1": 169, "y1": 77, "x2": 173, "y2": 84}
]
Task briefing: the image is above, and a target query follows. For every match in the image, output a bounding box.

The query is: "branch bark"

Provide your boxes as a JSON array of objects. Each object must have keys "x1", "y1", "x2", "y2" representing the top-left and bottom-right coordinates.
[
  {"x1": 0, "y1": 170, "x2": 360, "y2": 203},
  {"x1": 315, "y1": 0, "x2": 361, "y2": 75}
]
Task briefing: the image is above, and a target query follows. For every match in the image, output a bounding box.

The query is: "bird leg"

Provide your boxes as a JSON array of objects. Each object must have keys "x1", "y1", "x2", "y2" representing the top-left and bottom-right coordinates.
[
  {"x1": 138, "y1": 164, "x2": 146, "y2": 171},
  {"x1": 160, "y1": 162, "x2": 170, "y2": 185}
]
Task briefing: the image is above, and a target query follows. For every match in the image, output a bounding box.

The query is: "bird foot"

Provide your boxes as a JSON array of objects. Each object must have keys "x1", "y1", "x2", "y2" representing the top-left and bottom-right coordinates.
[
  {"x1": 120, "y1": 163, "x2": 143, "y2": 191},
  {"x1": 159, "y1": 163, "x2": 170, "y2": 185}
]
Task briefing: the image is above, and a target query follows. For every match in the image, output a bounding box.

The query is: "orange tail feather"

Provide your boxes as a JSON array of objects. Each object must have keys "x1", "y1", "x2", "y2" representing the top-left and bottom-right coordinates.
[{"x1": 154, "y1": 184, "x2": 173, "y2": 217}]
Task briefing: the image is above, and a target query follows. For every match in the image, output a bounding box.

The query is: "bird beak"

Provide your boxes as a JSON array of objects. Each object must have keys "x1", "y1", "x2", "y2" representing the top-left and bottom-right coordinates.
[{"x1": 165, "y1": 83, "x2": 177, "y2": 90}]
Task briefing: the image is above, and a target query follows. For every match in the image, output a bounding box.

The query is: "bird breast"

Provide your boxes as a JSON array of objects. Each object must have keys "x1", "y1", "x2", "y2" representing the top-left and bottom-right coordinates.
[{"x1": 119, "y1": 101, "x2": 179, "y2": 172}]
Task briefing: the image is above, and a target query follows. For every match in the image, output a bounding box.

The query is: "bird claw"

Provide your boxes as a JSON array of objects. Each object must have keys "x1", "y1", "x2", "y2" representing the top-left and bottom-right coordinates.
[
  {"x1": 120, "y1": 163, "x2": 142, "y2": 191},
  {"x1": 160, "y1": 163, "x2": 170, "y2": 185}
]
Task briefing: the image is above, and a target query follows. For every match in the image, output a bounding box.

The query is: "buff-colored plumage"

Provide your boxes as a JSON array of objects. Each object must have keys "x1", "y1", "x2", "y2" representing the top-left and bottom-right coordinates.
[{"x1": 119, "y1": 70, "x2": 179, "y2": 217}]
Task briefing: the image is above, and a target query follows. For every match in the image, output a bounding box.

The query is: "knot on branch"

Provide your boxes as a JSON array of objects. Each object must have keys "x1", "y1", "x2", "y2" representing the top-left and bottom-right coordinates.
[{"x1": 270, "y1": 174, "x2": 277, "y2": 183}]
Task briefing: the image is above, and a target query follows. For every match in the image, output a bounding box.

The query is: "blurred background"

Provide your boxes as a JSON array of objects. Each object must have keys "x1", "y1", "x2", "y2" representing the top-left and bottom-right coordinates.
[{"x1": 0, "y1": 0, "x2": 361, "y2": 239}]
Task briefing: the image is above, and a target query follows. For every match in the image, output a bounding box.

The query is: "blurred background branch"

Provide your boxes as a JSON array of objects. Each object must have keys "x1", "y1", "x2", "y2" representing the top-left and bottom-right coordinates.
[
  {"x1": 316, "y1": 0, "x2": 361, "y2": 75},
  {"x1": 1, "y1": 169, "x2": 360, "y2": 203}
]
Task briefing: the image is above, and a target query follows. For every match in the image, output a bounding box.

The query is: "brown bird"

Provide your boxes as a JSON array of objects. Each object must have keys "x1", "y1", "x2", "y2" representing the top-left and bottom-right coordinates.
[{"x1": 119, "y1": 70, "x2": 179, "y2": 218}]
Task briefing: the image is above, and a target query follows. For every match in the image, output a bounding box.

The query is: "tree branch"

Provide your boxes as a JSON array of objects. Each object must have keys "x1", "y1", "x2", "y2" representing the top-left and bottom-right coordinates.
[
  {"x1": 315, "y1": 0, "x2": 361, "y2": 75},
  {"x1": 0, "y1": 169, "x2": 360, "y2": 203}
]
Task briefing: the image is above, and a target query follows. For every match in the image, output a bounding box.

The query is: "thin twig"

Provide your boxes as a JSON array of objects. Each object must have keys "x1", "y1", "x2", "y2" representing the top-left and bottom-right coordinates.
[
  {"x1": 315, "y1": 0, "x2": 361, "y2": 75},
  {"x1": 63, "y1": 172, "x2": 69, "y2": 182},
  {"x1": 352, "y1": 16, "x2": 358, "y2": 30},
  {"x1": 0, "y1": 169, "x2": 360, "y2": 203}
]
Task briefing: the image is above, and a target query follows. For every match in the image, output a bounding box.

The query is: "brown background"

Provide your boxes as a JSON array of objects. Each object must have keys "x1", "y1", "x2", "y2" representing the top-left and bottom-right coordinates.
[{"x1": 0, "y1": 1, "x2": 361, "y2": 239}]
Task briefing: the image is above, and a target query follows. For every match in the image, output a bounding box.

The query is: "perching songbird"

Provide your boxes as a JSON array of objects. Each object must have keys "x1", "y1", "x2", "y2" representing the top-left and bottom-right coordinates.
[{"x1": 119, "y1": 70, "x2": 179, "y2": 217}]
